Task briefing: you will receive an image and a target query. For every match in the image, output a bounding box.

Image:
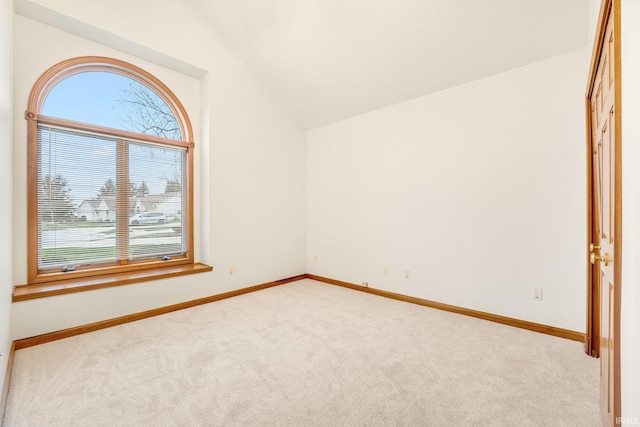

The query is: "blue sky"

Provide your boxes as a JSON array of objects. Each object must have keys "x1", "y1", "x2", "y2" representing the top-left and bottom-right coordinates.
[{"x1": 43, "y1": 71, "x2": 131, "y2": 130}]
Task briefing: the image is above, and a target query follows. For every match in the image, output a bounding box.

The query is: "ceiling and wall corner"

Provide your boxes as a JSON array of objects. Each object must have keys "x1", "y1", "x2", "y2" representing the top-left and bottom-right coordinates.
[{"x1": 189, "y1": 0, "x2": 589, "y2": 129}]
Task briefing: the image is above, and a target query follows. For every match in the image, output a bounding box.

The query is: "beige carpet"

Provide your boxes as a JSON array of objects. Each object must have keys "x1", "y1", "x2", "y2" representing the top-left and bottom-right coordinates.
[{"x1": 3, "y1": 279, "x2": 600, "y2": 426}]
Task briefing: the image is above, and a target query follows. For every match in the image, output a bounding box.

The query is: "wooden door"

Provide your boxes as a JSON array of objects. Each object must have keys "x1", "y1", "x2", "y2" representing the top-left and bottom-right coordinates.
[{"x1": 586, "y1": 1, "x2": 621, "y2": 426}]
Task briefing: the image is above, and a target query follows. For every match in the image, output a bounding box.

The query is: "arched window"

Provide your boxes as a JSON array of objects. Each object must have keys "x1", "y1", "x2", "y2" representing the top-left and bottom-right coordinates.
[{"x1": 25, "y1": 56, "x2": 196, "y2": 285}]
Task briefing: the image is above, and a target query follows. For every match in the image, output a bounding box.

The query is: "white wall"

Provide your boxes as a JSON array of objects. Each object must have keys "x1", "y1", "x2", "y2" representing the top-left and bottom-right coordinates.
[
  {"x1": 0, "y1": 0, "x2": 14, "y2": 389},
  {"x1": 307, "y1": 48, "x2": 589, "y2": 332},
  {"x1": 621, "y1": 0, "x2": 640, "y2": 422},
  {"x1": 10, "y1": 0, "x2": 307, "y2": 339}
]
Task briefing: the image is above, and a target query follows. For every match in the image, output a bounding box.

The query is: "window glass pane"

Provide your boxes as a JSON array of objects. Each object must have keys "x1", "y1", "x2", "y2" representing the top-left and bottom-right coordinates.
[
  {"x1": 38, "y1": 126, "x2": 117, "y2": 270},
  {"x1": 38, "y1": 125, "x2": 189, "y2": 272},
  {"x1": 42, "y1": 71, "x2": 182, "y2": 140},
  {"x1": 127, "y1": 143, "x2": 187, "y2": 261}
]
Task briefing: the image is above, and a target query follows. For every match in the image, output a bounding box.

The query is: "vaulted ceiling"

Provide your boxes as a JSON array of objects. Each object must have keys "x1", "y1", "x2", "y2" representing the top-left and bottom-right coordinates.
[{"x1": 189, "y1": 0, "x2": 588, "y2": 129}]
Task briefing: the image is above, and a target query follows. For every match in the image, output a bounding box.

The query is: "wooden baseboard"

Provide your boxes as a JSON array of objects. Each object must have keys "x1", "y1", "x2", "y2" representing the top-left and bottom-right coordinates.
[
  {"x1": 11, "y1": 273, "x2": 585, "y2": 350},
  {"x1": 306, "y1": 274, "x2": 585, "y2": 343},
  {"x1": 0, "y1": 342, "x2": 16, "y2": 427},
  {"x1": 14, "y1": 274, "x2": 307, "y2": 350}
]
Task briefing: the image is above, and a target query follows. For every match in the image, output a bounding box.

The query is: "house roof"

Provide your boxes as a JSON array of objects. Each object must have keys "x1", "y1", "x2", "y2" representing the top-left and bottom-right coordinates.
[
  {"x1": 79, "y1": 194, "x2": 180, "y2": 215},
  {"x1": 140, "y1": 192, "x2": 179, "y2": 211},
  {"x1": 100, "y1": 195, "x2": 117, "y2": 212}
]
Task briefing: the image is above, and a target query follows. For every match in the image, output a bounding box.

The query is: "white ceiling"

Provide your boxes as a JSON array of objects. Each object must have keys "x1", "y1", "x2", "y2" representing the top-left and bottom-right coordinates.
[{"x1": 189, "y1": 0, "x2": 589, "y2": 129}]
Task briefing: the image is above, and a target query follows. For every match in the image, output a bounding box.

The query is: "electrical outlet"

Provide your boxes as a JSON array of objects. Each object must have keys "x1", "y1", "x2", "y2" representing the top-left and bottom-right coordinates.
[
  {"x1": 533, "y1": 288, "x2": 543, "y2": 300},
  {"x1": 383, "y1": 266, "x2": 389, "y2": 275},
  {"x1": 362, "y1": 281, "x2": 369, "y2": 288},
  {"x1": 229, "y1": 266, "x2": 234, "y2": 275},
  {"x1": 313, "y1": 255, "x2": 318, "y2": 262},
  {"x1": 404, "y1": 270, "x2": 411, "y2": 279}
]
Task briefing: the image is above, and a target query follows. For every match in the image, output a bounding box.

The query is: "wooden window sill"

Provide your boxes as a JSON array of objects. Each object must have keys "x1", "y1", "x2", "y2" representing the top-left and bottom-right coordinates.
[{"x1": 12, "y1": 263, "x2": 213, "y2": 302}]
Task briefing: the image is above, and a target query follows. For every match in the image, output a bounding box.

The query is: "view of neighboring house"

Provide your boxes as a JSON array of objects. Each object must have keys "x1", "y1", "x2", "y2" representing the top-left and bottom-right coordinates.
[
  {"x1": 139, "y1": 193, "x2": 182, "y2": 218},
  {"x1": 76, "y1": 196, "x2": 115, "y2": 222},
  {"x1": 75, "y1": 192, "x2": 182, "y2": 222}
]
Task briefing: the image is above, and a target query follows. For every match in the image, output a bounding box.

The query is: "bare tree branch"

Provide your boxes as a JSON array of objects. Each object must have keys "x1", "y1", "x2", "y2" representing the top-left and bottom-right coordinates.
[{"x1": 116, "y1": 81, "x2": 181, "y2": 140}]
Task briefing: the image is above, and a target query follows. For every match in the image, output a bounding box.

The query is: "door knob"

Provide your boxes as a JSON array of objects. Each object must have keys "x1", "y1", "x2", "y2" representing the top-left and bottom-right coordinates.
[
  {"x1": 590, "y1": 252, "x2": 610, "y2": 266},
  {"x1": 589, "y1": 243, "x2": 601, "y2": 252}
]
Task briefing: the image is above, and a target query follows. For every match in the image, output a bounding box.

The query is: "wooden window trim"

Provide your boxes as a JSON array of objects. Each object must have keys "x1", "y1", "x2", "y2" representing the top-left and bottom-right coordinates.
[
  {"x1": 35, "y1": 115, "x2": 193, "y2": 149},
  {"x1": 13, "y1": 263, "x2": 213, "y2": 302},
  {"x1": 26, "y1": 56, "x2": 199, "y2": 286}
]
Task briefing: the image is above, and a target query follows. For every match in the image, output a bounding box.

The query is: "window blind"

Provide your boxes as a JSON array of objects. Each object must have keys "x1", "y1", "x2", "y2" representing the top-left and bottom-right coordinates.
[{"x1": 37, "y1": 124, "x2": 188, "y2": 272}]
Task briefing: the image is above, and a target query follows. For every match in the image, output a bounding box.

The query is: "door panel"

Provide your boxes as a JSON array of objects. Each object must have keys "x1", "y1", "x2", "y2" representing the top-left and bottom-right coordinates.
[{"x1": 586, "y1": 2, "x2": 620, "y2": 426}]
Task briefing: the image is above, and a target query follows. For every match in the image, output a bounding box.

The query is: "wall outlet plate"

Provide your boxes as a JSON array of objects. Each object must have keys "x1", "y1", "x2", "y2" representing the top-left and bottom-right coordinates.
[{"x1": 533, "y1": 288, "x2": 543, "y2": 300}]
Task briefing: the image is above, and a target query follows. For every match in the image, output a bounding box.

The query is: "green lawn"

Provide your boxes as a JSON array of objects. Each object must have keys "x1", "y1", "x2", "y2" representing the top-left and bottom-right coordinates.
[
  {"x1": 41, "y1": 221, "x2": 115, "y2": 231},
  {"x1": 40, "y1": 243, "x2": 184, "y2": 265}
]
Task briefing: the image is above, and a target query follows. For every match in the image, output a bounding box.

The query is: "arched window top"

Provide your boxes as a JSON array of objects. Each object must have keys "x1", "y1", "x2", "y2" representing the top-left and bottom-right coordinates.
[
  {"x1": 27, "y1": 56, "x2": 193, "y2": 142},
  {"x1": 42, "y1": 71, "x2": 182, "y2": 140}
]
